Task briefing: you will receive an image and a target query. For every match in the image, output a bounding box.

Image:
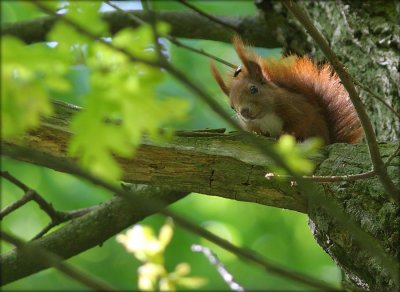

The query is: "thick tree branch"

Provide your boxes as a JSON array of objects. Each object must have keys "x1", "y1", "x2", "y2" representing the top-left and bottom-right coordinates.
[
  {"x1": 0, "y1": 188, "x2": 185, "y2": 286},
  {"x1": 1, "y1": 9, "x2": 307, "y2": 51},
  {"x1": 2, "y1": 125, "x2": 307, "y2": 213}
]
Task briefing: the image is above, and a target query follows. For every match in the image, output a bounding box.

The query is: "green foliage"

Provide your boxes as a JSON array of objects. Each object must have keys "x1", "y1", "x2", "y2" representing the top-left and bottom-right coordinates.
[
  {"x1": 2, "y1": 2, "x2": 188, "y2": 181},
  {"x1": 1, "y1": 1, "x2": 44, "y2": 23},
  {"x1": 66, "y1": 23, "x2": 187, "y2": 180},
  {"x1": 117, "y1": 219, "x2": 206, "y2": 291},
  {"x1": 271, "y1": 135, "x2": 323, "y2": 177},
  {"x1": 1, "y1": 36, "x2": 70, "y2": 139}
]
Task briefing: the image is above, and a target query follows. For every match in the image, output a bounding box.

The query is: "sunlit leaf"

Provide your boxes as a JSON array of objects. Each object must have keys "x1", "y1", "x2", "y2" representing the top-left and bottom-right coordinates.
[
  {"x1": 1, "y1": 36, "x2": 70, "y2": 139},
  {"x1": 65, "y1": 22, "x2": 187, "y2": 181},
  {"x1": 271, "y1": 134, "x2": 323, "y2": 177}
]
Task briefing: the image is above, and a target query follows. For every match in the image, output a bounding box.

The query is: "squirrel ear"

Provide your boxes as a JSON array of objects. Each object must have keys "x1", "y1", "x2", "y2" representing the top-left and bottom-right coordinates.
[
  {"x1": 233, "y1": 35, "x2": 265, "y2": 83},
  {"x1": 210, "y1": 62, "x2": 230, "y2": 96},
  {"x1": 244, "y1": 60, "x2": 265, "y2": 84}
]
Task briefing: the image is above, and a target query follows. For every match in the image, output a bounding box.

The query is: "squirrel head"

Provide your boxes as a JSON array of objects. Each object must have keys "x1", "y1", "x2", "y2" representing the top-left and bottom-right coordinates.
[{"x1": 211, "y1": 36, "x2": 278, "y2": 123}]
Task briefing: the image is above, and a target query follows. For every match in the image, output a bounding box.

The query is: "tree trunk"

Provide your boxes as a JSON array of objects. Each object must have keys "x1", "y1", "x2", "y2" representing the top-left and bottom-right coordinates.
[
  {"x1": 297, "y1": 1, "x2": 400, "y2": 290},
  {"x1": 303, "y1": 0, "x2": 399, "y2": 141}
]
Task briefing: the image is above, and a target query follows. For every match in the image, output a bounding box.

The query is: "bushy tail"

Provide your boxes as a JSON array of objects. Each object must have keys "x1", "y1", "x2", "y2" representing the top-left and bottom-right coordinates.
[
  {"x1": 317, "y1": 63, "x2": 363, "y2": 144},
  {"x1": 263, "y1": 56, "x2": 363, "y2": 144}
]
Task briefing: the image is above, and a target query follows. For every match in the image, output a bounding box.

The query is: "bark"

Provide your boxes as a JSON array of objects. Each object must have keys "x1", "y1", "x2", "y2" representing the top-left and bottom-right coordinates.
[
  {"x1": 308, "y1": 143, "x2": 399, "y2": 291},
  {"x1": 302, "y1": 0, "x2": 400, "y2": 141}
]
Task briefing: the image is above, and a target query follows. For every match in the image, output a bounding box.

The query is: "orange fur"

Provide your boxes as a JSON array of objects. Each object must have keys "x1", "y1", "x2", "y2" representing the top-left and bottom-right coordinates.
[{"x1": 211, "y1": 37, "x2": 362, "y2": 144}]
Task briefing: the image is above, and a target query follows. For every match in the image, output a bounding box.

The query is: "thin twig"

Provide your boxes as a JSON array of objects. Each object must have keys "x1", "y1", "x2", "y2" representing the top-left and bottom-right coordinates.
[
  {"x1": 384, "y1": 143, "x2": 400, "y2": 167},
  {"x1": 1, "y1": 231, "x2": 116, "y2": 291},
  {"x1": 31, "y1": 206, "x2": 97, "y2": 240},
  {"x1": 1, "y1": 170, "x2": 95, "y2": 237},
  {"x1": 353, "y1": 79, "x2": 400, "y2": 120},
  {"x1": 1, "y1": 171, "x2": 58, "y2": 219},
  {"x1": 0, "y1": 189, "x2": 35, "y2": 219},
  {"x1": 265, "y1": 170, "x2": 376, "y2": 183},
  {"x1": 31, "y1": 221, "x2": 58, "y2": 241},
  {"x1": 282, "y1": 0, "x2": 400, "y2": 202},
  {"x1": 192, "y1": 244, "x2": 245, "y2": 291},
  {"x1": 104, "y1": 0, "x2": 236, "y2": 69},
  {"x1": 105, "y1": 1, "x2": 146, "y2": 25},
  {"x1": 177, "y1": 0, "x2": 240, "y2": 32},
  {"x1": 167, "y1": 36, "x2": 237, "y2": 68},
  {"x1": 141, "y1": 0, "x2": 163, "y2": 61}
]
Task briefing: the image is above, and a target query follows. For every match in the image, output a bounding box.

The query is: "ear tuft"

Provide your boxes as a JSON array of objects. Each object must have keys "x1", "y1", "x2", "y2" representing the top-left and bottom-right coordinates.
[
  {"x1": 246, "y1": 60, "x2": 265, "y2": 83},
  {"x1": 232, "y1": 35, "x2": 265, "y2": 83},
  {"x1": 210, "y1": 62, "x2": 230, "y2": 96}
]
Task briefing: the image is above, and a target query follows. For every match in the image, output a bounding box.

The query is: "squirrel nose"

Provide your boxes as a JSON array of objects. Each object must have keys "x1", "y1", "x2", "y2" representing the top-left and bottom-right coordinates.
[{"x1": 240, "y1": 108, "x2": 253, "y2": 119}]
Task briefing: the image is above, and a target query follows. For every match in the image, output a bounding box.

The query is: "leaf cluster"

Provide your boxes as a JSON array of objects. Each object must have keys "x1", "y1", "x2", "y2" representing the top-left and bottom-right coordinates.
[{"x1": 2, "y1": 2, "x2": 188, "y2": 180}]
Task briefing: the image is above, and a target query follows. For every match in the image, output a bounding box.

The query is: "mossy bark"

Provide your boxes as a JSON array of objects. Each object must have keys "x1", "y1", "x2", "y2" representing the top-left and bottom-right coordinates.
[
  {"x1": 303, "y1": 0, "x2": 399, "y2": 141},
  {"x1": 298, "y1": 2, "x2": 400, "y2": 290},
  {"x1": 309, "y1": 143, "x2": 399, "y2": 291}
]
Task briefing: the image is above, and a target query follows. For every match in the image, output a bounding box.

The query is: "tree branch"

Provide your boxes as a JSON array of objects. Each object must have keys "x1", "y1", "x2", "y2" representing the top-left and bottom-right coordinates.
[
  {"x1": 0, "y1": 187, "x2": 185, "y2": 286},
  {"x1": 191, "y1": 244, "x2": 245, "y2": 291},
  {"x1": 104, "y1": 1, "x2": 237, "y2": 69},
  {"x1": 1, "y1": 9, "x2": 304, "y2": 50},
  {"x1": 1, "y1": 231, "x2": 116, "y2": 291},
  {"x1": 2, "y1": 124, "x2": 307, "y2": 213},
  {"x1": 1, "y1": 171, "x2": 59, "y2": 219},
  {"x1": 177, "y1": 0, "x2": 240, "y2": 33}
]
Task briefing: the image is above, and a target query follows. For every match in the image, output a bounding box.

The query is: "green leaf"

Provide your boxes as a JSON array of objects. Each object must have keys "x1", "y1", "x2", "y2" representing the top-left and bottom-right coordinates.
[
  {"x1": 66, "y1": 22, "x2": 187, "y2": 181},
  {"x1": 1, "y1": 36, "x2": 70, "y2": 139},
  {"x1": 46, "y1": 1, "x2": 109, "y2": 64},
  {"x1": 271, "y1": 134, "x2": 323, "y2": 176},
  {"x1": 67, "y1": 2, "x2": 108, "y2": 35},
  {"x1": 113, "y1": 26, "x2": 156, "y2": 60}
]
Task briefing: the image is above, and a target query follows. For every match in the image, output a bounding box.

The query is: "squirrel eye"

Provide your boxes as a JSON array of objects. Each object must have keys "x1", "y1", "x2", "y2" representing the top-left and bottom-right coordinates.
[
  {"x1": 249, "y1": 85, "x2": 258, "y2": 95},
  {"x1": 230, "y1": 105, "x2": 236, "y2": 111}
]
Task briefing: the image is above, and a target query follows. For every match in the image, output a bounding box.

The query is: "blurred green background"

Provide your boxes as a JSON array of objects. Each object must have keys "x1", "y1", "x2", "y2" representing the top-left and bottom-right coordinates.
[{"x1": 1, "y1": 1, "x2": 341, "y2": 290}]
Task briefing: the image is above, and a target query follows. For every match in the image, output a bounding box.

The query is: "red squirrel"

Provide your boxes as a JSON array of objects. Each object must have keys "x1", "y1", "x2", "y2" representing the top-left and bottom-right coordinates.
[{"x1": 211, "y1": 36, "x2": 362, "y2": 145}]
